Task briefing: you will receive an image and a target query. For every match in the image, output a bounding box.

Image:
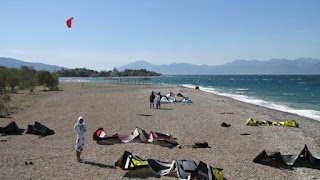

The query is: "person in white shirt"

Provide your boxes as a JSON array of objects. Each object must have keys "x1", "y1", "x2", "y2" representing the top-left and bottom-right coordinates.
[
  {"x1": 74, "y1": 116, "x2": 87, "y2": 163},
  {"x1": 156, "y1": 92, "x2": 161, "y2": 109}
]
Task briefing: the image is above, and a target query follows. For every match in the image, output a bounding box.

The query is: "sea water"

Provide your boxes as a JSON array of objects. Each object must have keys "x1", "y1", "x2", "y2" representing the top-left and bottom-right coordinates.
[{"x1": 60, "y1": 75, "x2": 320, "y2": 121}]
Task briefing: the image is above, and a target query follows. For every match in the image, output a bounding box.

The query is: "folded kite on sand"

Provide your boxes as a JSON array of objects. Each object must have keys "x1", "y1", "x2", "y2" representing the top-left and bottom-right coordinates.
[
  {"x1": 93, "y1": 127, "x2": 179, "y2": 148},
  {"x1": 246, "y1": 118, "x2": 299, "y2": 127},
  {"x1": 26, "y1": 121, "x2": 55, "y2": 137},
  {"x1": 0, "y1": 121, "x2": 24, "y2": 135},
  {"x1": 0, "y1": 121, "x2": 54, "y2": 137},
  {"x1": 115, "y1": 151, "x2": 225, "y2": 180},
  {"x1": 253, "y1": 144, "x2": 320, "y2": 169}
]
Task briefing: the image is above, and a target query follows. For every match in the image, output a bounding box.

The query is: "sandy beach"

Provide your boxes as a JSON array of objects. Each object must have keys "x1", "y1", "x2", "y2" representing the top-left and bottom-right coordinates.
[{"x1": 1, "y1": 82, "x2": 319, "y2": 180}]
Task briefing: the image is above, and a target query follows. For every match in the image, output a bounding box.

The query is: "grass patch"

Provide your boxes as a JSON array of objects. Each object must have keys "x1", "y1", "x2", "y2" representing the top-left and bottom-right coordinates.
[{"x1": 7, "y1": 86, "x2": 48, "y2": 113}]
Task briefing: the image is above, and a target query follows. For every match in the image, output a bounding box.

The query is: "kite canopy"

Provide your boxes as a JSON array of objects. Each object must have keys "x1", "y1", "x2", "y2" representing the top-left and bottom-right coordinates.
[
  {"x1": 93, "y1": 127, "x2": 178, "y2": 148},
  {"x1": 0, "y1": 121, "x2": 24, "y2": 135},
  {"x1": 26, "y1": 121, "x2": 55, "y2": 137},
  {"x1": 115, "y1": 151, "x2": 225, "y2": 179},
  {"x1": 66, "y1": 17, "x2": 73, "y2": 28},
  {"x1": 246, "y1": 118, "x2": 299, "y2": 127},
  {"x1": 253, "y1": 145, "x2": 320, "y2": 169},
  {"x1": 160, "y1": 96, "x2": 170, "y2": 103},
  {"x1": 181, "y1": 97, "x2": 193, "y2": 103}
]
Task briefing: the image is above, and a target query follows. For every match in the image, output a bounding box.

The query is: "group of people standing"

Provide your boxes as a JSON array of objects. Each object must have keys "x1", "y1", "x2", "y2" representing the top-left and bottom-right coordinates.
[{"x1": 150, "y1": 91, "x2": 161, "y2": 109}]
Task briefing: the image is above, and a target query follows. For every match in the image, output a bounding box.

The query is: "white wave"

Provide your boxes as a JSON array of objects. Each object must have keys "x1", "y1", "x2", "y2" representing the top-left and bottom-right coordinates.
[
  {"x1": 236, "y1": 91, "x2": 247, "y2": 94},
  {"x1": 181, "y1": 84, "x2": 196, "y2": 89},
  {"x1": 262, "y1": 78, "x2": 272, "y2": 81},
  {"x1": 59, "y1": 78, "x2": 91, "y2": 83},
  {"x1": 182, "y1": 85, "x2": 320, "y2": 121},
  {"x1": 236, "y1": 88, "x2": 249, "y2": 91},
  {"x1": 283, "y1": 93, "x2": 295, "y2": 96}
]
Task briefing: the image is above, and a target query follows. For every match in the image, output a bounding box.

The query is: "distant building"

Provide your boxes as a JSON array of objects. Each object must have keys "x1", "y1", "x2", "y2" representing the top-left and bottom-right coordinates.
[{"x1": 110, "y1": 67, "x2": 119, "y2": 77}]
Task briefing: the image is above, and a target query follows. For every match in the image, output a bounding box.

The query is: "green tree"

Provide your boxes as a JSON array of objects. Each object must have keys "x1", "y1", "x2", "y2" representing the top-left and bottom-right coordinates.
[
  {"x1": 0, "y1": 67, "x2": 11, "y2": 117},
  {"x1": 0, "y1": 67, "x2": 8, "y2": 94},
  {"x1": 36, "y1": 70, "x2": 59, "y2": 90},
  {"x1": 18, "y1": 66, "x2": 37, "y2": 90},
  {"x1": 118, "y1": 69, "x2": 161, "y2": 77},
  {"x1": 6, "y1": 68, "x2": 20, "y2": 93},
  {"x1": 0, "y1": 94, "x2": 11, "y2": 118}
]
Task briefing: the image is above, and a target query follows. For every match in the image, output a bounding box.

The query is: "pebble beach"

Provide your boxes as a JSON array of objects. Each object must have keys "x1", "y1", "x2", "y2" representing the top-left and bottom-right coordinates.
[{"x1": 1, "y1": 82, "x2": 319, "y2": 180}]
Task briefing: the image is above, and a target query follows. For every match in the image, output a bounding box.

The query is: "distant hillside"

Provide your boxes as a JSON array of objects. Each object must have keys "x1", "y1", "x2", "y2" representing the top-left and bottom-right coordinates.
[
  {"x1": 2, "y1": 57, "x2": 320, "y2": 75},
  {"x1": 117, "y1": 58, "x2": 320, "y2": 75},
  {"x1": 0, "y1": 57, "x2": 68, "y2": 72}
]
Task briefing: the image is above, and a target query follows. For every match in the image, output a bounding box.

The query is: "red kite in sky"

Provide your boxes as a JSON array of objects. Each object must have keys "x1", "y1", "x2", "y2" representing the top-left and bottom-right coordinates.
[{"x1": 66, "y1": 17, "x2": 73, "y2": 28}]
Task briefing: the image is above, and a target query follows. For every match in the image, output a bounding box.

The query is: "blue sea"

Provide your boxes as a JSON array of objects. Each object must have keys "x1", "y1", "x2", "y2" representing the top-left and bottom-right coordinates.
[{"x1": 60, "y1": 75, "x2": 320, "y2": 121}]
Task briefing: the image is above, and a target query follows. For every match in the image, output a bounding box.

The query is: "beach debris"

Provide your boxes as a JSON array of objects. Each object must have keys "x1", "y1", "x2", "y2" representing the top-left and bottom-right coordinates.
[
  {"x1": 177, "y1": 142, "x2": 211, "y2": 149},
  {"x1": 24, "y1": 161, "x2": 33, "y2": 165},
  {"x1": 219, "y1": 112, "x2": 234, "y2": 115},
  {"x1": 93, "y1": 127, "x2": 178, "y2": 148},
  {"x1": 192, "y1": 141, "x2": 210, "y2": 148},
  {"x1": 115, "y1": 151, "x2": 224, "y2": 179},
  {"x1": 221, "y1": 122, "x2": 231, "y2": 127},
  {"x1": 137, "y1": 114, "x2": 152, "y2": 116},
  {"x1": 240, "y1": 133, "x2": 251, "y2": 136},
  {"x1": 254, "y1": 144, "x2": 320, "y2": 169},
  {"x1": 66, "y1": 17, "x2": 73, "y2": 28},
  {"x1": 246, "y1": 118, "x2": 299, "y2": 127}
]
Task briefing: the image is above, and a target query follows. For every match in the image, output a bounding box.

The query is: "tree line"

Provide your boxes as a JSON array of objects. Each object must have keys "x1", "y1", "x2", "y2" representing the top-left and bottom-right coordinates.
[
  {"x1": 56, "y1": 68, "x2": 111, "y2": 77},
  {"x1": 0, "y1": 66, "x2": 59, "y2": 117},
  {"x1": 0, "y1": 66, "x2": 59, "y2": 93},
  {"x1": 56, "y1": 68, "x2": 161, "y2": 77}
]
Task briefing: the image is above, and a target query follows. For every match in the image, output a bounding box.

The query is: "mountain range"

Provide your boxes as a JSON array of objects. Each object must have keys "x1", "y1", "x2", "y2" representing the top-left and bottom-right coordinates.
[
  {"x1": 0, "y1": 57, "x2": 68, "y2": 72},
  {"x1": 1, "y1": 57, "x2": 320, "y2": 75},
  {"x1": 118, "y1": 58, "x2": 320, "y2": 75}
]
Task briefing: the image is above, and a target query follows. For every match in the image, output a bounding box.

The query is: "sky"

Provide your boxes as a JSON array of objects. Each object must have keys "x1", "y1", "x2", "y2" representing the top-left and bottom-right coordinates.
[{"x1": 1, "y1": 0, "x2": 320, "y2": 71}]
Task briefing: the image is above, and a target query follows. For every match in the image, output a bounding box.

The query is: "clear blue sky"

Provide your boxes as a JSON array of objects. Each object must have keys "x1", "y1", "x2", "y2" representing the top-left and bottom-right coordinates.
[{"x1": 1, "y1": 0, "x2": 320, "y2": 70}]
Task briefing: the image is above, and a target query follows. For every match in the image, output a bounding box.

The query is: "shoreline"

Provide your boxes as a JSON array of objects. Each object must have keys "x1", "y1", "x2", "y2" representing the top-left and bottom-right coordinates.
[
  {"x1": 61, "y1": 77, "x2": 320, "y2": 122},
  {"x1": 183, "y1": 84, "x2": 320, "y2": 122},
  {"x1": 1, "y1": 82, "x2": 319, "y2": 179}
]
